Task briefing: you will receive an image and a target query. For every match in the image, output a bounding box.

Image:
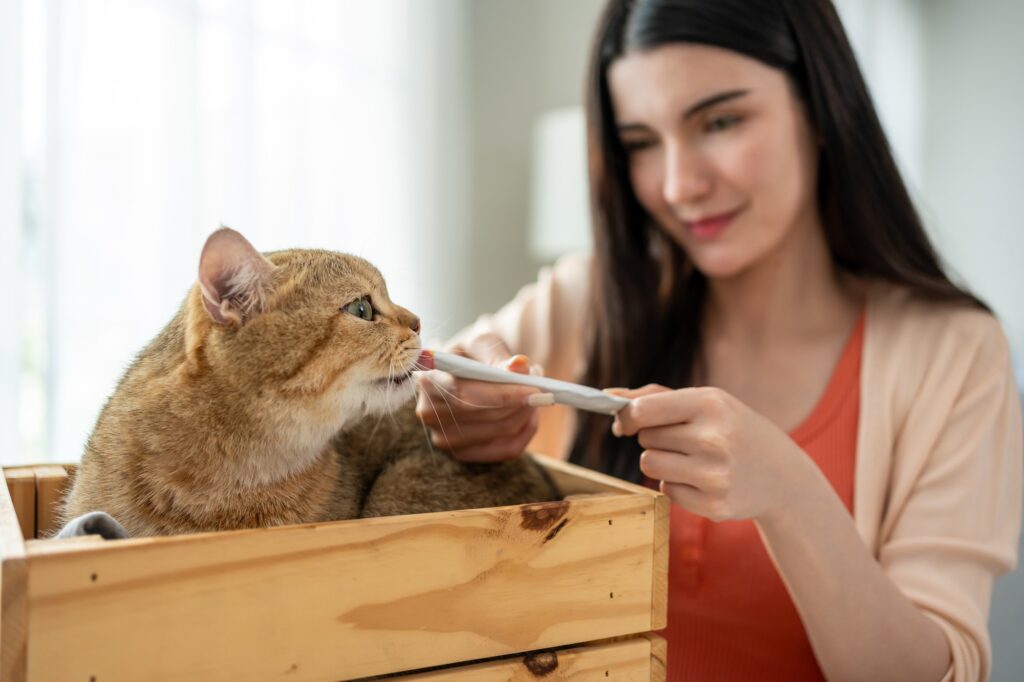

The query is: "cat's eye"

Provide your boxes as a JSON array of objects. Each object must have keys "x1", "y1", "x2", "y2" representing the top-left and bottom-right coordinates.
[{"x1": 343, "y1": 296, "x2": 374, "y2": 321}]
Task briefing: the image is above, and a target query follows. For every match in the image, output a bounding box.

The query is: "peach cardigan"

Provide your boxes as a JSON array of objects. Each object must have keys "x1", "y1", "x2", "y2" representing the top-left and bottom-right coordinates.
[{"x1": 452, "y1": 253, "x2": 1023, "y2": 681}]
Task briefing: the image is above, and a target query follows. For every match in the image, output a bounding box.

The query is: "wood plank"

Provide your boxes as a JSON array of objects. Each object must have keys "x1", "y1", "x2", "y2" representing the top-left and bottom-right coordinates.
[
  {"x1": 26, "y1": 535, "x2": 106, "y2": 552},
  {"x1": 640, "y1": 633, "x2": 667, "y2": 682},
  {"x1": 384, "y1": 636, "x2": 656, "y2": 680},
  {"x1": 0, "y1": 466, "x2": 28, "y2": 682},
  {"x1": 535, "y1": 456, "x2": 660, "y2": 498},
  {"x1": 651, "y1": 494, "x2": 670, "y2": 631},
  {"x1": 33, "y1": 466, "x2": 70, "y2": 539},
  {"x1": 26, "y1": 493, "x2": 658, "y2": 681},
  {"x1": 536, "y1": 457, "x2": 668, "y2": 634},
  {"x1": 3, "y1": 469, "x2": 37, "y2": 540}
]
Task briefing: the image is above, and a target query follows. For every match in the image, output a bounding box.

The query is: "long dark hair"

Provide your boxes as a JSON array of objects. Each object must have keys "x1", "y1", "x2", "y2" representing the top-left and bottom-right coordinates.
[{"x1": 568, "y1": 0, "x2": 987, "y2": 483}]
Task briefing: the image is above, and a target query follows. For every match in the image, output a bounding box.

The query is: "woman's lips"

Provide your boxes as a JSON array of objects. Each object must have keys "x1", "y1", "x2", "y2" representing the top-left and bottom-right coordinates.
[{"x1": 685, "y1": 208, "x2": 741, "y2": 240}]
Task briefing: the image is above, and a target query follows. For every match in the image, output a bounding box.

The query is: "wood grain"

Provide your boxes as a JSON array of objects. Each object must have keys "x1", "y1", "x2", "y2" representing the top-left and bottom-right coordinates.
[
  {"x1": 0, "y1": 468, "x2": 28, "y2": 682},
  {"x1": 382, "y1": 635, "x2": 657, "y2": 680},
  {"x1": 641, "y1": 632, "x2": 667, "y2": 682},
  {"x1": 33, "y1": 467, "x2": 69, "y2": 540},
  {"x1": 3, "y1": 469, "x2": 37, "y2": 540},
  {"x1": 651, "y1": 494, "x2": 670, "y2": 632},
  {"x1": 25, "y1": 493, "x2": 658, "y2": 681},
  {"x1": 538, "y1": 457, "x2": 668, "y2": 635},
  {"x1": 535, "y1": 456, "x2": 660, "y2": 498}
]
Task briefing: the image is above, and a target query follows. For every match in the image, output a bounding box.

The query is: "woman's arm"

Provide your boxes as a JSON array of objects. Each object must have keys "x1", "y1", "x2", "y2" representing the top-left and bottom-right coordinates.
[
  {"x1": 614, "y1": 358, "x2": 1020, "y2": 681},
  {"x1": 756, "y1": 454, "x2": 951, "y2": 681},
  {"x1": 615, "y1": 387, "x2": 949, "y2": 679}
]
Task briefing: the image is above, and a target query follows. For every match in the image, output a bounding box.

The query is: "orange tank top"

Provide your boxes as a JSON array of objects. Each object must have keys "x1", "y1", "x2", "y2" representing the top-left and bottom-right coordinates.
[{"x1": 656, "y1": 312, "x2": 864, "y2": 680}]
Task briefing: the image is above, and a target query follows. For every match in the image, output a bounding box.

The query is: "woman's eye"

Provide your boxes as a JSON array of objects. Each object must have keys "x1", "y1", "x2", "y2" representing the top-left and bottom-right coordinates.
[
  {"x1": 343, "y1": 297, "x2": 374, "y2": 321},
  {"x1": 705, "y1": 115, "x2": 741, "y2": 133}
]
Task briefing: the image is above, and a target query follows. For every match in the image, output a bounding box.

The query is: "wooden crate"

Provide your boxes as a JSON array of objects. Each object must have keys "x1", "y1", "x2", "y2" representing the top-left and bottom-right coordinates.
[{"x1": 1, "y1": 457, "x2": 668, "y2": 681}]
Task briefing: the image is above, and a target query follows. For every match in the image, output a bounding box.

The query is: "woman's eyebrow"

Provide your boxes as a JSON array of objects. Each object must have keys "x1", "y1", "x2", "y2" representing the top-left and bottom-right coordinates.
[
  {"x1": 617, "y1": 122, "x2": 652, "y2": 134},
  {"x1": 683, "y1": 89, "x2": 750, "y2": 119},
  {"x1": 617, "y1": 89, "x2": 751, "y2": 133}
]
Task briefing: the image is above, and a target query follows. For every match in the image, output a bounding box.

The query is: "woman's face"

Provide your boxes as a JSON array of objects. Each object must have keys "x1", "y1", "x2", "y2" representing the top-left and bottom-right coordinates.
[{"x1": 608, "y1": 44, "x2": 820, "y2": 279}]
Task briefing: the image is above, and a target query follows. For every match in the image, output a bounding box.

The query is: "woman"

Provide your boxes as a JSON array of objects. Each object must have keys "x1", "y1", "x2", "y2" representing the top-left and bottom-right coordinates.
[{"x1": 416, "y1": 0, "x2": 1022, "y2": 679}]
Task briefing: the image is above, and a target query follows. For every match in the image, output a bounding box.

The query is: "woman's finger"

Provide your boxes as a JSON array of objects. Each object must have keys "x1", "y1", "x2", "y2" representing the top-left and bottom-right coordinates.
[
  {"x1": 426, "y1": 405, "x2": 535, "y2": 450},
  {"x1": 636, "y1": 423, "x2": 728, "y2": 460},
  {"x1": 658, "y1": 481, "x2": 730, "y2": 521},
  {"x1": 615, "y1": 387, "x2": 725, "y2": 436},
  {"x1": 452, "y1": 379, "x2": 539, "y2": 409},
  {"x1": 447, "y1": 409, "x2": 540, "y2": 463},
  {"x1": 460, "y1": 333, "x2": 514, "y2": 367},
  {"x1": 417, "y1": 372, "x2": 537, "y2": 412},
  {"x1": 416, "y1": 386, "x2": 525, "y2": 426},
  {"x1": 606, "y1": 384, "x2": 672, "y2": 400},
  {"x1": 640, "y1": 448, "x2": 707, "y2": 487}
]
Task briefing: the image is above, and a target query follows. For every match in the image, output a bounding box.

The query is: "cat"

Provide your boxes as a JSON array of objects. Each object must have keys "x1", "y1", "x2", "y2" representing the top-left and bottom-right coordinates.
[{"x1": 59, "y1": 227, "x2": 559, "y2": 537}]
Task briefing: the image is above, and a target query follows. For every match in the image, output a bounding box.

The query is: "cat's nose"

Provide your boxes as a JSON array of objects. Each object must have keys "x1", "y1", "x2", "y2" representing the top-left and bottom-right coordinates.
[{"x1": 396, "y1": 306, "x2": 420, "y2": 334}]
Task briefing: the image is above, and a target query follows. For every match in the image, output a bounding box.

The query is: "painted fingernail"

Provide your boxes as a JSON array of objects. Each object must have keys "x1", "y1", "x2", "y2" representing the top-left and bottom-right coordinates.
[
  {"x1": 525, "y1": 393, "x2": 555, "y2": 407},
  {"x1": 506, "y1": 354, "x2": 529, "y2": 369}
]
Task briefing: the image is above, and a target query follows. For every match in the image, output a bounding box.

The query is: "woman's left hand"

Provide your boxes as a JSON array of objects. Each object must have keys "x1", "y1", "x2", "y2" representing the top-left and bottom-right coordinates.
[{"x1": 612, "y1": 385, "x2": 815, "y2": 523}]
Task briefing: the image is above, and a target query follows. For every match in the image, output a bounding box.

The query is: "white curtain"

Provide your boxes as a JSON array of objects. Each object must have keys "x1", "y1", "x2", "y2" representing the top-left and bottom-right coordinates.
[
  {"x1": 1, "y1": 0, "x2": 24, "y2": 467},
  {"x1": 3, "y1": 0, "x2": 467, "y2": 464}
]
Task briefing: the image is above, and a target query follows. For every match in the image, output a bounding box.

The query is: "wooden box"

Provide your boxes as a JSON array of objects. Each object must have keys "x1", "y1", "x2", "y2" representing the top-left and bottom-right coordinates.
[{"x1": 1, "y1": 457, "x2": 667, "y2": 681}]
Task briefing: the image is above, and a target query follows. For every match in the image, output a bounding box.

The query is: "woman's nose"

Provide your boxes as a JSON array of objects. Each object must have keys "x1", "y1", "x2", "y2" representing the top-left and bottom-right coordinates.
[{"x1": 662, "y1": 144, "x2": 712, "y2": 205}]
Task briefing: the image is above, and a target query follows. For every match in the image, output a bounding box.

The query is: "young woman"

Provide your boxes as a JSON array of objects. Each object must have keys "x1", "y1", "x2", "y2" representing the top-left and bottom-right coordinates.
[{"x1": 416, "y1": 1, "x2": 1022, "y2": 679}]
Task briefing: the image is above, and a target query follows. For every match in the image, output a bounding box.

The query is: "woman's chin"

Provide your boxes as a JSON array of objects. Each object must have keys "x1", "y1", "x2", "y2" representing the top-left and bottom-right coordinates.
[{"x1": 691, "y1": 251, "x2": 750, "y2": 281}]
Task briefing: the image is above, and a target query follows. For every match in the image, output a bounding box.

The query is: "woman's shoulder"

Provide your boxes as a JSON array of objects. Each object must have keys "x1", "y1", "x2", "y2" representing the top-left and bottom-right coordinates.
[
  {"x1": 545, "y1": 251, "x2": 594, "y2": 289},
  {"x1": 861, "y1": 278, "x2": 1016, "y2": 424},
  {"x1": 865, "y1": 278, "x2": 1009, "y2": 360}
]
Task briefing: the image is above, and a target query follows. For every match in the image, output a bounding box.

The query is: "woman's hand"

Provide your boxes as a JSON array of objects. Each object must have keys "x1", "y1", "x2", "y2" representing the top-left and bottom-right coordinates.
[
  {"x1": 612, "y1": 385, "x2": 815, "y2": 523},
  {"x1": 415, "y1": 333, "x2": 543, "y2": 463}
]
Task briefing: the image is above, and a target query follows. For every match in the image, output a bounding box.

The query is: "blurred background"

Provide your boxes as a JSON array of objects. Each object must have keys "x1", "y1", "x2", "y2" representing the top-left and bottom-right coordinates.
[{"x1": 1, "y1": 0, "x2": 1021, "y2": 675}]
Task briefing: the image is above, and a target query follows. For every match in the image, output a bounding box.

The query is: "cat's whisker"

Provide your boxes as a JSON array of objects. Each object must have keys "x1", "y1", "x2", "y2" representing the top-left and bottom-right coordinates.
[
  {"x1": 421, "y1": 315, "x2": 454, "y2": 339},
  {"x1": 430, "y1": 381, "x2": 465, "y2": 438},
  {"x1": 383, "y1": 356, "x2": 401, "y2": 429},
  {"x1": 417, "y1": 418, "x2": 443, "y2": 465},
  {"x1": 429, "y1": 380, "x2": 504, "y2": 411},
  {"x1": 362, "y1": 409, "x2": 387, "y2": 462},
  {"x1": 420, "y1": 385, "x2": 457, "y2": 459}
]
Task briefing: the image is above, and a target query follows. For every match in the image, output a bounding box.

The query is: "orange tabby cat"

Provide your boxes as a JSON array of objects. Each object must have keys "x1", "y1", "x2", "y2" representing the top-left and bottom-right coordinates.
[{"x1": 60, "y1": 228, "x2": 558, "y2": 536}]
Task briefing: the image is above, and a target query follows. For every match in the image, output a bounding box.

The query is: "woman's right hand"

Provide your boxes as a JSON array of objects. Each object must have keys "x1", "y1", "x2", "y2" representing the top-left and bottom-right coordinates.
[{"x1": 415, "y1": 333, "x2": 544, "y2": 463}]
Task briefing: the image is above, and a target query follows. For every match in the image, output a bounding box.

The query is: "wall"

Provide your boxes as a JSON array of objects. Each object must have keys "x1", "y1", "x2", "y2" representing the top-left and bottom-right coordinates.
[
  {"x1": 455, "y1": 0, "x2": 605, "y2": 335},
  {"x1": 920, "y1": 4, "x2": 1024, "y2": 677}
]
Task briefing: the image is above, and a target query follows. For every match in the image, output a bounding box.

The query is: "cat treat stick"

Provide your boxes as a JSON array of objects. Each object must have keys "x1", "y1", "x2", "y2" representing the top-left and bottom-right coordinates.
[{"x1": 418, "y1": 349, "x2": 630, "y2": 415}]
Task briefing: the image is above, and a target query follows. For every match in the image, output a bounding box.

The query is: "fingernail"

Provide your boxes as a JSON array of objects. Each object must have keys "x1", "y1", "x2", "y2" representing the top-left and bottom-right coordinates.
[
  {"x1": 526, "y1": 393, "x2": 555, "y2": 407},
  {"x1": 506, "y1": 354, "x2": 529, "y2": 368},
  {"x1": 431, "y1": 373, "x2": 457, "y2": 392},
  {"x1": 611, "y1": 421, "x2": 622, "y2": 437}
]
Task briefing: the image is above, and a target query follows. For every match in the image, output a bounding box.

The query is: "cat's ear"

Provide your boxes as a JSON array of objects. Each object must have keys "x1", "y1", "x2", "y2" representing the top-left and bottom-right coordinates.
[{"x1": 198, "y1": 228, "x2": 276, "y2": 326}]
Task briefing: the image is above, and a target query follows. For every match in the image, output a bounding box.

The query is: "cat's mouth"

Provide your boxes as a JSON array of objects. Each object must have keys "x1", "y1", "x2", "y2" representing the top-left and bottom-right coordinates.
[
  {"x1": 373, "y1": 351, "x2": 427, "y2": 389},
  {"x1": 375, "y1": 370, "x2": 414, "y2": 388}
]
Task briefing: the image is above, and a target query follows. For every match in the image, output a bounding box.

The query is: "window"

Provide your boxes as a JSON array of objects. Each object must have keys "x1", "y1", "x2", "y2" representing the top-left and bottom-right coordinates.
[{"x1": 1, "y1": 0, "x2": 460, "y2": 464}]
